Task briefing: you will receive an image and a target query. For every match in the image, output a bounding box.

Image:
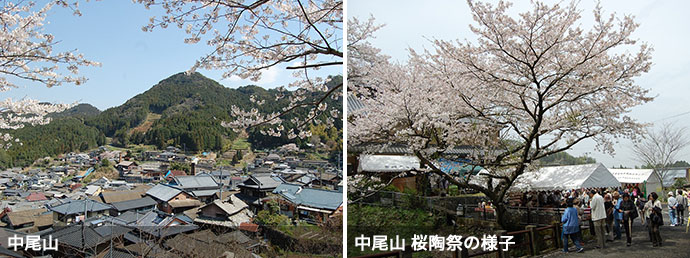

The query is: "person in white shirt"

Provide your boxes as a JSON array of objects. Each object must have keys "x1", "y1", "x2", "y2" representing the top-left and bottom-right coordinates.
[
  {"x1": 667, "y1": 192, "x2": 678, "y2": 226},
  {"x1": 589, "y1": 189, "x2": 607, "y2": 248}
]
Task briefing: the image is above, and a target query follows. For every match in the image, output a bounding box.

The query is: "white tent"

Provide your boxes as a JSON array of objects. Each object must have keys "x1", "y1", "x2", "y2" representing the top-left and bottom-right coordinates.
[
  {"x1": 512, "y1": 163, "x2": 620, "y2": 191},
  {"x1": 357, "y1": 154, "x2": 420, "y2": 173},
  {"x1": 609, "y1": 168, "x2": 662, "y2": 194}
]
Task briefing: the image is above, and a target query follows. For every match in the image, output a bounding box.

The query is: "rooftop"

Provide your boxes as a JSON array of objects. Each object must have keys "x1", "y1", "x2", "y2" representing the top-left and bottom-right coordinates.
[
  {"x1": 48, "y1": 199, "x2": 112, "y2": 215},
  {"x1": 273, "y1": 183, "x2": 343, "y2": 211}
]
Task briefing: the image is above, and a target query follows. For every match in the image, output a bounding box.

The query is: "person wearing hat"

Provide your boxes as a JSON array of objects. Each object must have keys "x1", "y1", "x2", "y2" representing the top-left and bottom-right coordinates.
[{"x1": 667, "y1": 191, "x2": 678, "y2": 226}]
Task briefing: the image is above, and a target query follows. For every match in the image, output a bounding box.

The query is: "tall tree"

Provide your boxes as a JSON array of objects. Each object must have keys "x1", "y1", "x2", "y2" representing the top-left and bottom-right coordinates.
[
  {"x1": 349, "y1": 0, "x2": 653, "y2": 229},
  {"x1": 135, "y1": 0, "x2": 343, "y2": 138},
  {"x1": 633, "y1": 123, "x2": 690, "y2": 190}
]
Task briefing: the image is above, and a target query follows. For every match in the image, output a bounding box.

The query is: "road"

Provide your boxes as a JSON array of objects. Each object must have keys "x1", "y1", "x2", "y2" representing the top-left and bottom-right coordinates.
[{"x1": 542, "y1": 207, "x2": 690, "y2": 258}]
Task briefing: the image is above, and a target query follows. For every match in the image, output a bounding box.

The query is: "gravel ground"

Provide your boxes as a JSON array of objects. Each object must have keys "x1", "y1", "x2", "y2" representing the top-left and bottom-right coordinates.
[{"x1": 541, "y1": 205, "x2": 690, "y2": 258}]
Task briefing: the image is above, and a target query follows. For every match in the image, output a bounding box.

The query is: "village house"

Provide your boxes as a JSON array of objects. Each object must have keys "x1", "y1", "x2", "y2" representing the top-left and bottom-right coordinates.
[
  {"x1": 109, "y1": 196, "x2": 157, "y2": 216},
  {"x1": 272, "y1": 183, "x2": 343, "y2": 224},
  {"x1": 39, "y1": 217, "x2": 133, "y2": 257},
  {"x1": 0, "y1": 208, "x2": 52, "y2": 232},
  {"x1": 115, "y1": 161, "x2": 138, "y2": 173},
  {"x1": 164, "y1": 170, "x2": 187, "y2": 182},
  {"x1": 171, "y1": 175, "x2": 221, "y2": 202},
  {"x1": 146, "y1": 184, "x2": 201, "y2": 214},
  {"x1": 193, "y1": 195, "x2": 254, "y2": 229},
  {"x1": 48, "y1": 199, "x2": 112, "y2": 226},
  {"x1": 237, "y1": 174, "x2": 283, "y2": 212},
  {"x1": 131, "y1": 210, "x2": 198, "y2": 239}
]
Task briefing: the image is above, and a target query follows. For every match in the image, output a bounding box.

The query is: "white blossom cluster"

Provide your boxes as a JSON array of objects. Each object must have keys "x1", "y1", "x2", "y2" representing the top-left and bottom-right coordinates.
[
  {"x1": 135, "y1": 0, "x2": 343, "y2": 137},
  {"x1": 0, "y1": 1, "x2": 99, "y2": 90},
  {"x1": 348, "y1": 1, "x2": 654, "y2": 208},
  {"x1": 0, "y1": 1, "x2": 96, "y2": 149}
]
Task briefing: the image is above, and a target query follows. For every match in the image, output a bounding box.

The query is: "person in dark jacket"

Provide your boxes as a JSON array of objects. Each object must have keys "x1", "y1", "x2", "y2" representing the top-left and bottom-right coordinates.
[
  {"x1": 561, "y1": 198, "x2": 584, "y2": 253},
  {"x1": 620, "y1": 193, "x2": 637, "y2": 246},
  {"x1": 604, "y1": 193, "x2": 614, "y2": 241}
]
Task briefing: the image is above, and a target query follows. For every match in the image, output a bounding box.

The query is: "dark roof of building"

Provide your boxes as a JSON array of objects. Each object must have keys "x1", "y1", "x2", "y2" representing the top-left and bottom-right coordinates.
[
  {"x1": 146, "y1": 184, "x2": 183, "y2": 202},
  {"x1": 96, "y1": 247, "x2": 137, "y2": 258},
  {"x1": 115, "y1": 210, "x2": 148, "y2": 225},
  {"x1": 48, "y1": 199, "x2": 112, "y2": 215},
  {"x1": 0, "y1": 246, "x2": 23, "y2": 258},
  {"x1": 239, "y1": 175, "x2": 282, "y2": 190},
  {"x1": 134, "y1": 210, "x2": 198, "y2": 238},
  {"x1": 43, "y1": 223, "x2": 132, "y2": 249},
  {"x1": 164, "y1": 231, "x2": 253, "y2": 258},
  {"x1": 111, "y1": 196, "x2": 157, "y2": 212}
]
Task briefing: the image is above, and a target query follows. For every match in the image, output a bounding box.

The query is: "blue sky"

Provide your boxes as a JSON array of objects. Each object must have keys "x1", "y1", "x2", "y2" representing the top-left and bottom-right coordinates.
[
  {"x1": 4, "y1": 1, "x2": 340, "y2": 110},
  {"x1": 349, "y1": 0, "x2": 690, "y2": 167}
]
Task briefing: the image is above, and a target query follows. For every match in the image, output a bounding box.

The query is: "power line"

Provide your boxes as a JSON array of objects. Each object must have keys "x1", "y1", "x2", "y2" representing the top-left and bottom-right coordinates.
[{"x1": 652, "y1": 110, "x2": 690, "y2": 122}]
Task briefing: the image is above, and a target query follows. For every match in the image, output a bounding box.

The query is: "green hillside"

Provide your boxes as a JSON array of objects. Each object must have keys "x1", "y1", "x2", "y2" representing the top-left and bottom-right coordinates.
[{"x1": 0, "y1": 72, "x2": 342, "y2": 168}]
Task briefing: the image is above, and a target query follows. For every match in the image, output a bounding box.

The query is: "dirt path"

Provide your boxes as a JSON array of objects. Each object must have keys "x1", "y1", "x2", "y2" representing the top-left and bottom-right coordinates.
[{"x1": 541, "y1": 206, "x2": 690, "y2": 258}]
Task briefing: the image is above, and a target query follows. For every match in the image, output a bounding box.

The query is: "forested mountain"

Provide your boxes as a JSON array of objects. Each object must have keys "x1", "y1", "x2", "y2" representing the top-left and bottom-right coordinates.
[
  {"x1": 0, "y1": 118, "x2": 106, "y2": 168},
  {"x1": 538, "y1": 151, "x2": 597, "y2": 166},
  {"x1": 0, "y1": 72, "x2": 342, "y2": 168},
  {"x1": 48, "y1": 103, "x2": 101, "y2": 118}
]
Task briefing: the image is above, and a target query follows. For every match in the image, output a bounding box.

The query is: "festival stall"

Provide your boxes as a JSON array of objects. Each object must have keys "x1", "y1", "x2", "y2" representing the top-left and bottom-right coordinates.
[{"x1": 609, "y1": 168, "x2": 662, "y2": 197}]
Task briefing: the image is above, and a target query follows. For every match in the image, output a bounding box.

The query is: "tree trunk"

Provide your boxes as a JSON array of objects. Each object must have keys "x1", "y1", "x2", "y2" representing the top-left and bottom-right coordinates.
[{"x1": 494, "y1": 202, "x2": 521, "y2": 231}]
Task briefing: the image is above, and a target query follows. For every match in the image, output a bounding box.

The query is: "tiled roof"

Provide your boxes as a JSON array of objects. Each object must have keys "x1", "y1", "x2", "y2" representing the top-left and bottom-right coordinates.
[
  {"x1": 273, "y1": 183, "x2": 343, "y2": 210},
  {"x1": 43, "y1": 223, "x2": 132, "y2": 249},
  {"x1": 173, "y1": 176, "x2": 219, "y2": 189},
  {"x1": 238, "y1": 222, "x2": 259, "y2": 233},
  {"x1": 146, "y1": 184, "x2": 183, "y2": 202},
  {"x1": 101, "y1": 191, "x2": 145, "y2": 204},
  {"x1": 239, "y1": 175, "x2": 282, "y2": 190},
  {"x1": 48, "y1": 199, "x2": 112, "y2": 215},
  {"x1": 111, "y1": 196, "x2": 157, "y2": 212},
  {"x1": 26, "y1": 192, "x2": 48, "y2": 202}
]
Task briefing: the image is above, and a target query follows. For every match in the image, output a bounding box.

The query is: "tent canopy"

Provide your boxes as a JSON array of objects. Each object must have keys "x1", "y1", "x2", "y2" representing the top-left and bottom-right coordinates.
[
  {"x1": 358, "y1": 155, "x2": 420, "y2": 173},
  {"x1": 512, "y1": 163, "x2": 620, "y2": 191},
  {"x1": 609, "y1": 169, "x2": 655, "y2": 184}
]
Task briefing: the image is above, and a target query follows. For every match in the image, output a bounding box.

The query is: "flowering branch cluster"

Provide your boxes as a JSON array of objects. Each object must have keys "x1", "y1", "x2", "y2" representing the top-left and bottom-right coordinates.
[
  {"x1": 349, "y1": 0, "x2": 653, "y2": 216},
  {"x1": 136, "y1": 0, "x2": 343, "y2": 137},
  {"x1": 0, "y1": 1, "x2": 97, "y2": 149}
]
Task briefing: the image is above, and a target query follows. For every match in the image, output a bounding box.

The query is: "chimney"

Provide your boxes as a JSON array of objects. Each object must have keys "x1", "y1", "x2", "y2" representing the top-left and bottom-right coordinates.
[
  {"x1": 118, "y1": 153, "x2": 122, "y2": 164},
  {"x1": 191, "y1": 162, "x2": 196, "y2": 176}
]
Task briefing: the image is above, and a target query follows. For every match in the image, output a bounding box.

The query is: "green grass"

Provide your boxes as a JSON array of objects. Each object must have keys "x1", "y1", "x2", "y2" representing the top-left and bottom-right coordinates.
[
  {"x1": 61, "y1": 175, "x2": 74, "y2": 183},
  {"x1": 231, "y1": 138, "x2": 251, "y2": 150}
]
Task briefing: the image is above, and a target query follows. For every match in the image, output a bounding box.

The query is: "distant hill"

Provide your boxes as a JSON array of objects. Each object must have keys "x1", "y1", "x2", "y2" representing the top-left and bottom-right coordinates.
[
  {"x1": 0, "y1": 72, "x2": 342, "y2": 168},
  {"x1": 85, "y1": 72, "x2": 341, "y2": 151},
  {"x1": 48, "y1": 103, "x2": 101, "y2": 118},
  {"x1": 538, "y1": 151, "x2": 597, "y2": 166}
]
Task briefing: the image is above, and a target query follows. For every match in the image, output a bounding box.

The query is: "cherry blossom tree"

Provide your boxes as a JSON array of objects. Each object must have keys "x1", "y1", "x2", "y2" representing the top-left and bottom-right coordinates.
[
  {"x1": 633, "y1": 122, "x2": 690, "y2": 190},
  {"x1": 349, "y1": 0, "x2": 653, "y2": 229},
  {"x1": 135, "y1": 0, "x2": 343, "y2": 138},
  {"x1": 0, "y1": 1, "x2": 99, "y2": 148}
]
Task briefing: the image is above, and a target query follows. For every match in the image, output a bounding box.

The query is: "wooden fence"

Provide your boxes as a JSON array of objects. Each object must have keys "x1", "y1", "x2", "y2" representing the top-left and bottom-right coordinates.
[{"x1": 350, "y1": 220, "x2": 589, "y2": 258}]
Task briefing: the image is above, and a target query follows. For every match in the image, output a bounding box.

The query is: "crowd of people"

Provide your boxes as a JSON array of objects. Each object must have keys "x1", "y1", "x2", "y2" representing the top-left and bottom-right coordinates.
[{"x1": 555, "y1": 187, "x2": 689, "y2": 253}]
